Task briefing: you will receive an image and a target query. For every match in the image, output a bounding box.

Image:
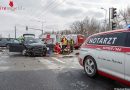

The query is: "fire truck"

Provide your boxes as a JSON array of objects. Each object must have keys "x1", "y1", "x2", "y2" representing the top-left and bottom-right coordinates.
[{"x1": 73, "y1": 34, "x2": 85, "y2": 49}]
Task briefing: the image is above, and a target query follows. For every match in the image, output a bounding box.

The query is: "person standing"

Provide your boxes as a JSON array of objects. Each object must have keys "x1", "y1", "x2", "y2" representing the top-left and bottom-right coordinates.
[
  {"x1": 69, "y1": 38, "x2": 74, "y2": 52},
  {"x1": 61, "y1": 36, "x2": 68, "y2": 53}
]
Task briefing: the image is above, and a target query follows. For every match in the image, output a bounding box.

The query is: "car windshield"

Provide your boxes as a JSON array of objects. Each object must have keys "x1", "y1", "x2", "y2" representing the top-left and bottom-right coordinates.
[{"x1": 24, "y1": 39, "x2": 43, "y2": 44}]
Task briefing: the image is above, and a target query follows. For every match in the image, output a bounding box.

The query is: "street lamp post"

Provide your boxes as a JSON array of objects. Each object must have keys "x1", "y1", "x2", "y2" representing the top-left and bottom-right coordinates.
[
  {"x1": 41, "y1": 22, "x2": 43, "y2": 34},
  {"x1": 15, "y1": 26, "x2": 16, "y2": 39},
  {"x1": 101, "y1": 7, "x2": 107, "y2": 31}
]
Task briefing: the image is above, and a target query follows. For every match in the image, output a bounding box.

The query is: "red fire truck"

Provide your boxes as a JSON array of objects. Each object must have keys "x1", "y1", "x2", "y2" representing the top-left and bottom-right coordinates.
[{"x1": 72, "y1": 34, "x2": 85, "y2": 49}]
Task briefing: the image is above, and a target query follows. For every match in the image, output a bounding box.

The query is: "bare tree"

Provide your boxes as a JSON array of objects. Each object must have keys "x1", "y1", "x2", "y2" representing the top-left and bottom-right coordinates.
[
  {"x1": 70, "y1": 17, "x2": 101, "y2": 36},
  {"x1": 70, "y1": 21, "x2": 83, "y2": 34},
  {"x1": 118, "y1": 7, "x2": 130, "y2": 26}
]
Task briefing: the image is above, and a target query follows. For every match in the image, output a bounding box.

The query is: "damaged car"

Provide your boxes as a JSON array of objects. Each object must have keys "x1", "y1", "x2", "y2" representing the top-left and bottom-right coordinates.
[{"x1": 8, "y1": 38, "x2": 47, "y2": 57}]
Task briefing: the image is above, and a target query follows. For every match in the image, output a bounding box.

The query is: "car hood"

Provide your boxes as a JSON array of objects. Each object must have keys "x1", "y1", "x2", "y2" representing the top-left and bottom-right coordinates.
[{"x1": 28, "y1": 43, "x2": 45, "y2": 46}]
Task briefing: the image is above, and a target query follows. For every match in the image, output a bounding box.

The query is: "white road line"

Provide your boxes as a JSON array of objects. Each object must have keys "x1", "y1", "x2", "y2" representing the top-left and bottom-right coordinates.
[
  {"x1": 0, "y1": 66, "x2": 10, "y2": 71},
  {"x1": 39, "y1": 59, "x2": 64, "y2": 70},
  {"x1": 52, "y1": 57, "x2": 65, "y2": 64}
]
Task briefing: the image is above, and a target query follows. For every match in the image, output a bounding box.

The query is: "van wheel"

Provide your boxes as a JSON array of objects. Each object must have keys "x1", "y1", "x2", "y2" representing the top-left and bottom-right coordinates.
[{"x1": 84, "y1": 56, "x2": 97, "y2": 78}]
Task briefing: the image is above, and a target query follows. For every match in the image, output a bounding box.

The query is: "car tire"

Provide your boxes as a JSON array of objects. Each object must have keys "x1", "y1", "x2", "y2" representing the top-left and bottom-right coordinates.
[
  {"x1": 42, "y1": 51, "x2": 46, "y2": 56},
  {"x1": 29, "y1": 52, "x2": 35, "y2": 57},
  {"x1": 84, "y1": 56, "x2": 97, "y2": 78},
  {"x1": 42, "y1": 48, "x2": 47, "y2": 56}
]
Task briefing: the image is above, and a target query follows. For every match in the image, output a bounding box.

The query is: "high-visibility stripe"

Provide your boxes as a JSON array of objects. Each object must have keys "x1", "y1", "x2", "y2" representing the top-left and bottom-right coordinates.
[
  {"x1": 98, "y1": 70, "x2": 130, "y2": 86},
  {"x1": 81, "y1": 44, "x2": 130, "y2": 53}
]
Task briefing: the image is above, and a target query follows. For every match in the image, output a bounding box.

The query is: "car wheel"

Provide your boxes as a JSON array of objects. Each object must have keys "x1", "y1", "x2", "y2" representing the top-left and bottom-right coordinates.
[
  {"x1": 42, "y1": 48, "x2": 47, "y2": 56},
  {"x1": 42, "y1": 50, "x2": 47, "y2": 56},
  {"x1": 22, "y1": 49, "x2": 26, "y2": 56},
  {"x1": 84, "y1": 56, "x2": 97, "y2": 78},
  {"x1": 30, "y1": 52, "x2": 35, "y2": 57}
]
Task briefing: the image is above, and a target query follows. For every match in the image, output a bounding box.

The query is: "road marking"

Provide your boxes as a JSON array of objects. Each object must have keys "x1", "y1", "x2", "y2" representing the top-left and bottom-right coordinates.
[
  {"x1": 52, "y1": 57, "x2": 65, "y2": 64},
  {"x1": 39, "y1": 59, "x2": 64, "y2": 70},
  {"x1": 0, "y1": 66, "x2": 10, "y2": 71}
]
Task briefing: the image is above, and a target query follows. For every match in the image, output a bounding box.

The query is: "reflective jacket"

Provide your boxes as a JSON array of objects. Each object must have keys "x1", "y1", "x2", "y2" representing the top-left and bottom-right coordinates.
[
  {"x1": 69, "y1": 39, "x2": 74, "y2": 45},
  {"x1": 61, "y1": 38, "x2": 68, "y2": 45}
]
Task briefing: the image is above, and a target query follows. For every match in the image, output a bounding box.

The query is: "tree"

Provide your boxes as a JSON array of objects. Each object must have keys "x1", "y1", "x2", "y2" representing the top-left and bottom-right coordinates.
[
  {"x1": 57, "y1": 7, "x2": 130, "y2": 36},
  {"x1": 118, "y1": 7, "x2": 130, "y2": 26},
  {"x1": 70, "y1": 21, "x2": 83, "y2": 34},
  {"x1": 70, "y1": 17, "x2": 101, "y2": 36}
]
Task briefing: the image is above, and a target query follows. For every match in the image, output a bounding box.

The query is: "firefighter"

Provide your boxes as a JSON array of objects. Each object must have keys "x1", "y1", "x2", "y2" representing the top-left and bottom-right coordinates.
[
  {"x1": 61, "y1": 36, "x2": 68, "y2": 53},
  {"x1": 69, "y1": 38, "x2": 74, "y2": 52},
  {"x1": 54, "y1": 42, "x2": 61, "y2": 54}
]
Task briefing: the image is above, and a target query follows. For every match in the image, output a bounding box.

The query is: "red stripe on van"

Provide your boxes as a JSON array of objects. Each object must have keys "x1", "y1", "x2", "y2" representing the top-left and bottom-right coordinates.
[
  {"x1": 98, "y1": 70, "x2": 130, "y2": 86},
  {"x1": 81, "y1": 44, "x2": 130, "y2": 53}
]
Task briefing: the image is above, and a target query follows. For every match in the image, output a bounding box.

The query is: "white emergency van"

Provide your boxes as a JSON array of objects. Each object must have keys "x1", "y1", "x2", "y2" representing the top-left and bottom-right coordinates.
[{"x1": 79, "y1": 29, "x2": 130, "y2": 86}]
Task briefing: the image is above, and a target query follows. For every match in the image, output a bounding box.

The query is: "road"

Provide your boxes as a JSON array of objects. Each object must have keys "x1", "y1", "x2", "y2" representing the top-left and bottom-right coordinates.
[{"x1": 0, "y1": 50, "x2": 127, "y2": 90}]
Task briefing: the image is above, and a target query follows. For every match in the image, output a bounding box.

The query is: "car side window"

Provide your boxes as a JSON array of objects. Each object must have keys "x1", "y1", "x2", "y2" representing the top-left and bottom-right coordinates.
[
  {"x1": 102, "y1": 32, "x2": 127, "y2": 46},
  {"x1": 7, "y1": 38, "x2": 10, "y2": 41},
  {"x1": 14, "y1": 40, "x2": 20, "y2": 43},
  {"x1": 87, "y1": 35, "x2": 100, "y2": 45},
  {"x1": 87, "y1": 32, "x2": 127, "y2": 46},
  {"x1": 125, "y1": 32, "x2": 130, "y2": 47},
  {"x1": 115, "y1": 32, "x2": 127, "y2": 46}
]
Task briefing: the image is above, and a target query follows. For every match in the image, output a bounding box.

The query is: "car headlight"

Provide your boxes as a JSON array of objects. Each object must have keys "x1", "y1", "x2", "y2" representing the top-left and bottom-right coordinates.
[{"x1": 26, "y1": 46, "x2": 33, "y2": 50}]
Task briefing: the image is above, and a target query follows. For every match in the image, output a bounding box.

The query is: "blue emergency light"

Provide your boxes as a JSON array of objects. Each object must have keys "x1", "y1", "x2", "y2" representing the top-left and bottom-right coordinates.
[
  {"x1": 127, "y1": 24, "x2": 130, "y2": 29},
  {"x1": 125, "y1": 24, "x2": 130, "y2": 30}
]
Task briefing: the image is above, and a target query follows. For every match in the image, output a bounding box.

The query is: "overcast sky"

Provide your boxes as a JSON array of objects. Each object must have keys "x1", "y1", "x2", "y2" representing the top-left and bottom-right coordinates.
[{"x1": 0, "y1": 0, "x2": 129, "y2": 38}]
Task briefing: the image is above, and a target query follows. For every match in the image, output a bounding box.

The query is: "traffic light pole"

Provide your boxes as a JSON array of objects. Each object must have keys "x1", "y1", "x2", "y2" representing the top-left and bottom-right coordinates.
[
  {"x1": 111, "y1": 7, "x2": 117, "y2": 30},
  {"x1": 109, "y1": 7, "x2": 117, "y2": 30},
  {"x1": 42, "y1": 22, "x2": 43, "y2": 34}
]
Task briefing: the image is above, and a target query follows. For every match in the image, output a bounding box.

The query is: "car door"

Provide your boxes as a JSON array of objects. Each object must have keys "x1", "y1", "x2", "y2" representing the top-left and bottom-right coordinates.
[
  {"x1": 98, "y1": 32, "x2": 127, "y2": 80},
  {"x1": 124, "y1": 32, "x2": 130, "y2": 82},
  {"x1": 9, "y1": 40, "x2": 25, "y2": 52}
]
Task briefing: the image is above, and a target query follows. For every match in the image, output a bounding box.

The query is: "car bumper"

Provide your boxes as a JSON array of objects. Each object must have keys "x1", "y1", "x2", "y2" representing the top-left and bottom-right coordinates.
[{"x1": 27, "y1": 47, "x2": 46, "y2": 55}]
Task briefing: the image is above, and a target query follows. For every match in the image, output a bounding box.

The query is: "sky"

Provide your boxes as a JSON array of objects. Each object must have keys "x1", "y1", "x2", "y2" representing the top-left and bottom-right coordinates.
[{"x1": 0, "y1": 0, "x2": 129, "y2": 38}]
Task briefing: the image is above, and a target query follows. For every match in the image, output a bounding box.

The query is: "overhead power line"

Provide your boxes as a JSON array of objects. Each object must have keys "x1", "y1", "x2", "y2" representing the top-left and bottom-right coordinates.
[
  {"x1": 35, "y1": 0, "x2": 58, "y2": 19},
  {"x1": 37, "y1": 0, "x2": 66, "y2": 19}
]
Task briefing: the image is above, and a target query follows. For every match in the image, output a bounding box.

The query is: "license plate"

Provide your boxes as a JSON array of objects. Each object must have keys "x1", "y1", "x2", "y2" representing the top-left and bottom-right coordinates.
[{"x1": 47, "y1": 47, "x2": 49, "y2": 50}]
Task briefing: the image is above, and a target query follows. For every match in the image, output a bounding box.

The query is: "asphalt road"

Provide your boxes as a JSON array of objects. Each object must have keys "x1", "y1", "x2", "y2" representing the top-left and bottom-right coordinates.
[{"x1": 0, "y1": 50, "x2": 128, "y2": 90}]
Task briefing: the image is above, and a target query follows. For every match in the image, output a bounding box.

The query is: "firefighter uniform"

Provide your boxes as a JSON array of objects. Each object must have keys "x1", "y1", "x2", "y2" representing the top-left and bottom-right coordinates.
[
  {"x1": 61, "y1": 36, "x2": 68, "y2": 52},
  {"x1": 69, "y1": 38, "x2": 74, "y2": 52}
]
